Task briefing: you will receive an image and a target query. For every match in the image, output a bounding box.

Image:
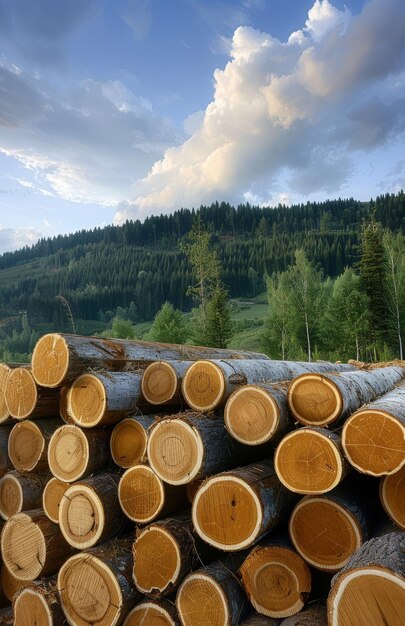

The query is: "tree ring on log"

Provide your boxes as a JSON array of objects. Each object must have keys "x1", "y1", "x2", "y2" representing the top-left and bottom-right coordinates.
[
  {"x1": 0, "y1": 473, "x2": 23, "y2": 519},
  {"x1": 59, "y1": 484, "x2": 104, "y2": 548},
  {"x1": 176, "y1": 573, "x2": 228, "y2": 626},
  {"x1": 124, "y1": 601, "x2": 177, "y2": 625},
  {"x1": 5, "y1": 368, "x2": 38, "y2": 420},
  {"x1": 58, "y1": 553, "x2": 123, "y2": 626},
  {"x1": 111, "y1": 418, "x2": 148, "y2": 468},
  {"x1": 274, "y1": 429, "x2": 344, "y2": 494},
  {"x1": 224, "y1": 385, "x2": 280, "y2": 445},
  {"x1": 48, "y1": 425, "x2": 89, "y2": 482},
  {"x1": 13, "y1": 588, "x2": 53, "y2": 626},
  {"x1": 288, "y1": 374, "x2": 343, "y2": 426},
  {"x1": 148, "y1": 419, "x2": 203, "y2": 485},
  {"x1": 118, "y1": 465, "x2": 165, "y2": 522},
  {"x1": 342, "y1": 410, "x2": 405, "y2": 476},
  {"x1": 182, "y1": 361, "x2": 225, "y2": 411},
  {"x1": 192, "y1": 475, "x2": 261, "y2": 550},
  {"x1": 380, "y1": 466, "x2": 405, "y2": 530},
  {"x1": 0, "y1": 363, "x2": 12, "y2": 422},
  {"x1": 289, "y1": 497, "x2": 362, "y2": 571},
  {"x1": 43, "y1": 477, "x2": 71, "y2": 524},
  {"x1": 1, "y1": 513, "x2": 46, "y2": 581},
  {"x1": 67, "y1": 374, "x2": 106, "y2": 427},
  {"x1": 142, "y1": 362, "x2": 178, "y2": 404},
  {"x1": 31, "y1": 333, "x2": 69, "y2": 388},
  {"x1": 8, "y1": 421, "x2": 44, "y2": 472},
  {"x1": 133, "y1": 526, "x2": 181, "y2": 595}
]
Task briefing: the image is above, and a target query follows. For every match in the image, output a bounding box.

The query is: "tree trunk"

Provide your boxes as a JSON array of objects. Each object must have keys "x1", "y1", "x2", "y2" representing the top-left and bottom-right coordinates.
[
  {"x1": 182, "y1": 360, "x2": 356, "y2": 411},
  {"x1": 192, "y1": 460, "x2": 293, "y2": 551},
  {"x1": 58, "y1": 385, "x2": 74, "y2": 424},
  {"x1": 240, "y1": 614, "x2": 281, "y2": 626},
  {"x1": 31, "y1": 333, "x2": 270, "y2": 388},
  {"x1": 8, "y1": 417, "x2": 63, "y2": 472},
  {"x1": 279, "y1": 603, "x2": 327, "y2": 625},
  {"x1": 5, "y1": 367, "x2": 60, "y2": 420},
  {"x1": 327, "y1": 532, "x2": 405, "y2": 626},
  {"x1": 47, "y1": 424, "x2": 111, "y2": 482},
  {"x1": 0, "y1": 563, "x2": 27, "y2": 602},
  {"x1": 342, "y1": 383, "x2": 405, "y2": 476},
  {"x1": 0, "y1": 426, "x2": 13, "y2": 479},
  {"x1": 274, "y1": 427, "x2": 349, "y2": 494},
  {"x1": 118, "y1": 464, "x2": 187, "y2": 523},
  {"x1": 0, "y1": 363, "x2": 26, "y2": 424},
  {"x1": 379, "y1": 464, "x2": 405, "y2": 530},
  {"x1": 123, "y1": 599, "x2": 179, "y2": 625},
  {"x1": 288, "y1": 365, "x2": 404, "y2": 427},
  {"x1": 141, "y1": 360, "x2": 192, "y2": 405},
  {"x1": 13, "y1": 579, "x2": 67, "y2": 626},
  {"x1": 110, "y1": 414, "x2": 156, "y2": 468},
  {"x1": 0, "y1": 470, "x2": 50, "y2": 520},
  {"x1": 42, "y1": 477, "x2": 70, "y2": 524}
]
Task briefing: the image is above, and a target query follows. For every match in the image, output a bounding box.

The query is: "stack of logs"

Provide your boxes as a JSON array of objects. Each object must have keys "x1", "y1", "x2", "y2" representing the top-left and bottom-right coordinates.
[{"x1": 0, "y1": 332, "x2": 403, "y2": 626}]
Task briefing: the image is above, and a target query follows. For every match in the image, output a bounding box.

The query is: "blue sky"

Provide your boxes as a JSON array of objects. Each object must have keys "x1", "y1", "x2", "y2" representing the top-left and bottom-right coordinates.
[{"x1": 0, "y1": 0, "x2": 404, "y2": 253}]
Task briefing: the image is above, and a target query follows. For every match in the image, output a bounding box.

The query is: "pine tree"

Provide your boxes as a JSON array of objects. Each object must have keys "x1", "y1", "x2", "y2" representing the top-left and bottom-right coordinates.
[{"x1": 203, "y1": 287, "x2": 233, "y2": 348}]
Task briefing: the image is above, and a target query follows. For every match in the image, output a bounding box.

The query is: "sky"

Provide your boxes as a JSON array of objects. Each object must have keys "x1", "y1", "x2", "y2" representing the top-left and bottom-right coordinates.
[{"x1": 0, "y1": 0, "x2": 404, "y2": 253}]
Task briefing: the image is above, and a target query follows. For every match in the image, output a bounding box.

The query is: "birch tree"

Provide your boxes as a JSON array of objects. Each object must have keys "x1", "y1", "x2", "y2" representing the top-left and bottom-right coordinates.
[{"x1": 383, "y1": 232, "x2": 405, "y2": 359}]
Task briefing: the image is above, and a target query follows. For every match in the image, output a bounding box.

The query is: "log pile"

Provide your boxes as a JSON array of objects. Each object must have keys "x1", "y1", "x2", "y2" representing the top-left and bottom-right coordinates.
[{"x1": 0, "y1": 332, "x2": 403, "y2": 625}]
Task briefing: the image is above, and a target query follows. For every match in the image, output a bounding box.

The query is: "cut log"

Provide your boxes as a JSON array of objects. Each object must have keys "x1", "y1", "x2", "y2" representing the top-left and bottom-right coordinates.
[
  {"x1": 240, "y1": 614, "x2": 281, "y2": 625},
  {"x1": 59, "y1": 385, "x2": 74, "y2": 423},
  {"x1": 185, "y1": 479, "x2": 204, "y2": 504},
  {"x1": 147, "y1": 411, "x2": 256, "y2": 485},
  {"x1": 142, "y1": 360, "x2": 191, "y2": 405},
  {"x1": 0, "y1": 363, "x2": 23, "y2": 424},
  {"x1": 0, "y1": 426, "x2": 13, "y2": 479},
  {"x1": 1, "y1": 509, "x2": 74, "y2": 581},
  {"x1": 0, "y1": 470, "x2": 50, "y2": 520},
  {"x1": 31, "y1": 333, "x2": 269, "y2": 388},
  {"x1": 380, "y1": 465, "x2": 405, "y2": 530},
  {"x1": 118, "y1": 464, "x2": 187, "y2": 523},
  {"x1": 279, "y1": 603, "x2": 327, "y2": 625},
  {"x1": 176, "y1": 554, "x2": 249, "y2": 626},
  {"x1": 224, "y1": 382, "x2": 291, "y2": 446},
  {"x1": 110, "y1": 414, "x2": 156, "y2": 468},
  {"x1": 58, "y1": 537, "x2": 141, "y2": 626},
  {"x1": 182, "y1": 360, "x2": 355, "y2": 412},
  {"x1": 342, "y1": 384, "x2": 405, "y2": 476},
  {"x1": 287, "y1": 365, "x2": 405, "y2": 427},
  {"x1": 8, "y1": 417, "x2": 63, "y2": 472},
  {"x1": 239, "y1": 540, "x2": 311, "y2": 618},
  {"x1": 274, "y1": 428, "x2": 349, "y2": 494},
  {"x1": 13, "y1": 579, "x2": 67, "y2": 625},
  {"x1": 124, "y1": 599, "x2": 179, "y2": 625},
  {"x1": 4, "y1": 367, "x2": 60, "y2": 420},
  {"x1": 47, "y1": 424, "x2": 111, "y2": 482},
  {"x1": 327, "y1": 532, "x2": 405, "y2": 626},
  {"x1": 42, "y1": 477, "x2": 71, "y2": 524},
  {"x1": 59, "y1": 472, "x2": 127, "y2": 548},
  {"x1": 67, "y1": 371, "x2": 147, "y2": 428},
  {"x1": 133, "y1": 515, "x2": 213, "y2": 597},
  {"x1": 1, "y1": 563, "x2": 27, "y2": 602},
  {"x1": 192, "y1": 460, "x2": 292, "y2": 551}
]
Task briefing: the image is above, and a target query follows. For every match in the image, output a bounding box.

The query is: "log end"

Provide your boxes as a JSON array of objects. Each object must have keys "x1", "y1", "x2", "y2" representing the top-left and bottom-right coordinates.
[
  {"x1": 0, "y1": 364, "x2": 12, "y2": 423},
  {"x1": 182, "y1": 361, "x2": 225, "y2": 411},
  {"x1": 5, "y1": 368, "x2": 37, "y2": 420},
  {"x1": 43, "y1": 477, "x2": 71, "y2": 524},
  {"x1": 1, "y1": 563, "x2": 27, "y2": 602},
  {"x1": 1, "y1": 512, "x2": 46, "y2": 581},
  {"x1": 142, "y1": 362, "x2": 178, "y2": 405},
  {"x1": 67, "y1": 374, "x2": 107, "y2": 428},
  {"x1": 48, "y1": 424, "x2": 89, "y2": 482},
  {"x1": 176, "y1": 573, "x2": 228, "y2": 626},
  {"x1": 288, "y1": 374, "x2": 342, "y2": 426},
  {"x1": 224, "y1": 385, "x2": 280, "y2": 445},
  {"x1": 13, "y1": 588, "x2": 54, "y2": 626},
  {"x1": 8, "y1": 421, "x2": 44, "y2": 472},
  {"x1": 124, "y1": 600, "x2": 178, "y2": 626},
  {"x1": 111, "y1": 418, "x2": 148, "y2": 468},
  {"x1": 380, "y1": 465, "x2": 405, "y2": 530},
  {"x1": 31, "y1": 333, "x2": 68, "y2": 388},
  {"x1": 59, "y1": 483, "x2": 104, "y2": 549},
  {"x1": 133, "y1": 526, "x2": 181, "y2": 596},
  {"x1": 118, "y1": 465, "x2": 165, "y2": 523},
  {"x1": 0, "y1": 473, "x2": 23, "y2": 520}
]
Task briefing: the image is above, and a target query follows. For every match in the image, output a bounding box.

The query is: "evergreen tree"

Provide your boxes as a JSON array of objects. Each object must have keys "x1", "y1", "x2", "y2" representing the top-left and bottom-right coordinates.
[
  {"x1": 203, "y1": 287, "x2": 233, "y2": 348},
  {"x1": 383, "y1": 232, "x2": 405, "y2": 359},
  {"x1": 148, "y1": 301, "x2": 187, "y2": 344},
  {"x1": 263, "y1": 272, "x2": 293, "y2": 359}
]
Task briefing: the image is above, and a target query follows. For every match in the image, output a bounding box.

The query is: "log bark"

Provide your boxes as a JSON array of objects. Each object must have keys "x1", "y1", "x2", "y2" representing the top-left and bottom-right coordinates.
[
  {"x1": 279, "y1": 603, "x2": 327, "y2": 625},
  {"x1": 182, "y1": 360, "x2": 356, "y2": 412},
  {"x1": 0, "y1": 607, "x2": 13, "y2": 624},
  {"x1": 31, "y1": 333, "x2": 270, "y2": 388},
  {"x1": 0, "y1": 426, "x2": 13, "y2": 479},
  {"x1": 1, "y1": 563, "x2": 27, "y2": 602},
  {"x1": 8, "y1": 417, "x2": 63, "y2": 472},
  {"x1": 342, "y1": 384, "x2": 405, "y2": 476},
  {"x1": 287, "y1": 365, "x2": 405, "y2": 427},
  {"x1": 141, "y1": 360, "x2": 192, "y2": 405},
  {"x1": 42, "y1": 477, "x2": 71, "y2": 524},
  {"x1": 0, "y1": 363, "x2": 24, "y2": 424},
  {"x1": 110, "y1": 414, "x2": 156, "y2": 468},
  {"x1": 4, "y1": 367, "x2": 60, "y2": 420},
  {"x1": 380, "y1": 465, "x2": 405, "y2": 530},
  {"x1": 1, "y1": 509, "x2": 74, "y2": 581},
  {"x1": 48, "y1": 424, "x2": 111, "y2": 482},
  {"x1": 59, "y1": 472, "x2": 127, "y2": 549},
  {"x1": 274, "y1": 427, "x2": 349, "y2": 494},
  {"x1": 225, "y1": 382, "x2": 291, "y2": 446},
  {"x1": 13, "y1": 578, "x2": 67, "y2": 625},
  {"x1": 327, "y1": 532, "x2": 405, "y2": 626},
  {"x1": 124, "y1": 599, "x2": 179, "y2": 625},
  {"x1": 240, "y1": 615, "x2": 281, "y2": 625},
  {"x1": 176, "y1": 554, "x2": 249, "y2": 626},
  {"x1": 58, "y1": 536, "x2": 141, "y2": 626},
  {"x1": 192, "y1": 460, "x2": 293, "y2": 551},
  {"x1": 0, "y1": 470, "x2": 50, "y2": 520},
  {"x1": 118, "y1": 464, "x2": 187, "y2": 523}
]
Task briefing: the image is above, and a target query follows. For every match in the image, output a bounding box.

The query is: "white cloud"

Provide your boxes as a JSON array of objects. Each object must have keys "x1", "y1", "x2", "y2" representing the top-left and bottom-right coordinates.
[{"x1": 0, "y1": 226, "x2": 43, "y2": 254}]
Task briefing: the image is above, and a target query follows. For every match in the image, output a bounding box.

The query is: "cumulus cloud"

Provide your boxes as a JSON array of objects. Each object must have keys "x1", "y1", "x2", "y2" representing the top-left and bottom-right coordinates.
[
  {"x1": 115, "y1": 0, "x2": 405, "y2": 223},
  {"x1": 0, "y1": 226, "x2": 43, "y2": 254}
]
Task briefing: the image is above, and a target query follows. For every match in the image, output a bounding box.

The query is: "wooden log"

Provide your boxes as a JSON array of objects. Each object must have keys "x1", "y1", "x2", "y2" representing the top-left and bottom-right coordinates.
[
  {"x1": 13, "y1": 578, "x2": 67, "y2": 625},
  {"x1": 192, "y1": 460, "x2": 293, "y2": 551},
  {"x1": 287, "y1": 366, "x2": 405, "y2": 427},
  {"x1": 342, "y1": 384, "x2": 405, "y2": 476},
  {"x1": 0, "y1": 470, "x2": 50, "y2": 520},
  {"x1": 133, "y1": 515, "x2": 213, "y2": 597},
  {"x1": 327, "y1": 532, "x2": 405, "y2": 626},
  {"x1": 59, "y1": 472, "x2": 127, "y2": 549},
  {"x1": 141, "y1": 360, "x2": 191, "y2": 405},
  {"x1": 279, "y1": 603, "x2": 327, "y2": 625},
  {"x1": 110, "y1": 414, "x2": 156, "y2": 468},
  {"x1": 1, "y1": 509, "x2": 74, "y2": 581},
  {"x1": 379, "y1": 465, "x2": 405, "y2": 530},
  {"x1": 8, "y1": 417, "x2": 63, "y2": 472},
  {"x1": 182, "y1": 360, "x2": 356, "y2": 412},
  {"x1": 42, "y1": 477, "x2": 70, "y2": 524},
  {"x1": 67, "y1": 371, "x2": 148, "y2": 428},
  {"x1": 147, "y1": 411, "x2": 257, "y2": 486},
  {"x1": 118, "y1": 464, "x2": 187, "y2": 523},
  {"x1": 47, "y1": 424, "x2": 111, "y2": 482},
  {"x1": 58, "y1": 537, "x2": 141, "y2": 626},
  {"x1": 0, "y1": 363, "x2": 23, "y2": 424},
  {"x1": 59, "y1": 385, "x2": 74, "y2": 423},
  {"x1": 0, "y1": 607, "x2": 13, "y2": 624},
  {"x1": 4, "y1": 367, "x2": 60, "y2": 420},
  {"x1": 1, "y1": 563, "x2": 27, "y2": 602},
  {"x1": 225, "y1": 382, "x2": 291, "y2": 446},
  {"x1": 240, "y1": 614, "x2": 281, "y2": 625},
  {"x1": 124, "y1": 599, "x2": 179, "y2": 625},
  {"x1": 176, "y1": 554, "x2": 249, "y2": 626},
  {"x1": 31, "y1": 332, "x2": 270, "y2": 388},
  {"x1": 274, "y1": 427, "x2": 349, "y2": 494},
  {"x1": 240, "y1": 539, "x2": 311, "y2": 618},
  {"x1": 0, "y1": 426, "x2": 13, "y2": 479}
]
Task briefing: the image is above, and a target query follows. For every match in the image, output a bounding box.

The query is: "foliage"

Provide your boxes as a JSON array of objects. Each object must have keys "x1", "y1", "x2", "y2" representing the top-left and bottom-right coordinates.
[
  {"x1": 104, "y1": 316, "x2": 137, "y2": 340},
  {"x1": 147, "y1": 301, "x2": 187, "y2": 344},
  {"x1": 203, "y1": 287, "x2": 233, "y2": 348}
]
